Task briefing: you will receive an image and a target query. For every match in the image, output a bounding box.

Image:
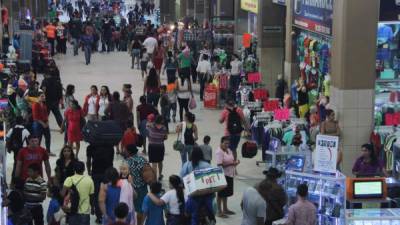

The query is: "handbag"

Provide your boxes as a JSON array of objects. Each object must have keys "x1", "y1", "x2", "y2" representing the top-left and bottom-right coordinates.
[
  {"x1": 189, "y1": 97, "x2": 197, "y2": 110},
  {"x1": 173, "y1": 132, "x2": 185, "y2": 151}
]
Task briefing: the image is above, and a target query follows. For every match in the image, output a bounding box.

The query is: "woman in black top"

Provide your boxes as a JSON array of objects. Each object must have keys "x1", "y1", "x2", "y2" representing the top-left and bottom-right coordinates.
[
  {"x1": 55, "y1": 145, "x2": 76, "y2": 185},
  {"x1": 176, "y1": 112, "x2": 198, "y2": 165},
  {"x1": 297, "y1": 79, "x2": 309, "y2": 118}
]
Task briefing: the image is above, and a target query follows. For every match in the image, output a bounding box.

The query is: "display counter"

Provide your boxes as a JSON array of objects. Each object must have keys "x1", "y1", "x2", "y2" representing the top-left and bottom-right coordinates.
[{"x1": 346, "y1": 208, "x2": 400, "y2": 225}]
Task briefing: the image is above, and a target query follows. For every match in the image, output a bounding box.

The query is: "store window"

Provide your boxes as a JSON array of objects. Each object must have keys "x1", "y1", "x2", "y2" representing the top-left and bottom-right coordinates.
[{"x1": 375, "y1": 22, "x2": 400, "y2": 126}]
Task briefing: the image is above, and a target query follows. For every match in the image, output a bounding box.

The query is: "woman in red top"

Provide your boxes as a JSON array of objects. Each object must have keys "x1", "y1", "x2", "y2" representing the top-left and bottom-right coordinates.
[
  {"x1": 61, "y1": 100, "x2": 84, "y2": 159},
  {"x1": 32, "y1": 92, "x2": 55, "y2": 156},
  {"x1": 153, "y1": 40, "x2": 165, "y2": 74},
  {"x1": 120, "y1": 121, "x2": 139, "y2": 155}
]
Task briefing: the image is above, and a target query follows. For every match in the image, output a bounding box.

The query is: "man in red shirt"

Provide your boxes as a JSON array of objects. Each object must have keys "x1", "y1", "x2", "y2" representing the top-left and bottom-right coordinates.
[
  {"x1": 15, "y1": 135, "x2": 51, "y2": 182},
  {"x1": 219, "y1": 99, "x2": 247, "y2": 160},
  {"x1": 32, "y1": 92, "x2": 55, "y2": 156}
]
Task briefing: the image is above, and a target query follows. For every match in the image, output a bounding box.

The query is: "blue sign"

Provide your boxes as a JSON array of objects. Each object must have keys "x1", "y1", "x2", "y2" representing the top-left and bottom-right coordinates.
[{"x1": 292, "y1": 0, "x2": 334, "y2": 36}]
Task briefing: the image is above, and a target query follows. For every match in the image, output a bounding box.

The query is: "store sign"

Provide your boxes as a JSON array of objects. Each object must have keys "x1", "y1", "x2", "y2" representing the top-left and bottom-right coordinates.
[
  {"x1": 273, "y1": 0, "x2": 286, "y2": 5},
  {"x1": 292, "y1": 0, "x2": 334, "y2": 36},
  {"x1": 241, "y1": 0, "x2": 258, "y2": 14},
  {"x1": 314, "y1": 135, "x2": 338, "y2": 174}
]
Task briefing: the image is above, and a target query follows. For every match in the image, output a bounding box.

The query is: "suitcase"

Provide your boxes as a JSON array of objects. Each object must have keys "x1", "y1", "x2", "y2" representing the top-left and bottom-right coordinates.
[
  {"x1": 241, "y1": 141, "x2": 258, "y2": 158},
  {"x1": 82, "y1": 120, "x2": 124, "y2": 145}
]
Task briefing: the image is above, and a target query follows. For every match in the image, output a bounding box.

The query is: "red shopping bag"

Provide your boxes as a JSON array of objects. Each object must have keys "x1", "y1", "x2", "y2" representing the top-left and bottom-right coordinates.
[
  {"x1": 248, "y1": 72, "x2": 261, "y2": 83},
  {"x1": 204, "y1": 85, "x2": 218, "y2": 109},
  {"x1": 264, "y1": 99, "x2": 280, "y2": 112}
]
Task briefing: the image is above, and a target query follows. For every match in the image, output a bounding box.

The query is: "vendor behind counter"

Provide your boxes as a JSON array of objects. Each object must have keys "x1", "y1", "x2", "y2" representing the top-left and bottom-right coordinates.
[{"x1": 352, "y1": 143, "x2": 389, "y2": 178}]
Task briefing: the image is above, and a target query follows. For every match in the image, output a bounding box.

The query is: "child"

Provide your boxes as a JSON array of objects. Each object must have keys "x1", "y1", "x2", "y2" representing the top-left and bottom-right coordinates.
[
  {"x1": 47, "y1": 186, "x2": 64, "y2": 225},
  {"x1": 121, "y1": 121, "x2": 139, "y2": 155},
  {"x1": 142, "y1": 182, "x2": 165, "y2": 225},
  {"x1": 167, "y1": 83, "x2": 177, "y2": 123},
  {"x1": 140, "y1": 48, "x2": 150, "y2": 79},
  {"x1": 159, "y1": 85, "x2": 170, "y2": 132},
  {"x1": 24, "y1": 163, "x2": 47, "y2": 225},
  {"x1": 108, "y1": 203, "x2": 130, "y2": 225},
  {"x1": 118, "y1": 162, "x2": 136, "y2": 225},
  {"x1": 199, "y1": 135, "x2": 212, "y2": 164}
]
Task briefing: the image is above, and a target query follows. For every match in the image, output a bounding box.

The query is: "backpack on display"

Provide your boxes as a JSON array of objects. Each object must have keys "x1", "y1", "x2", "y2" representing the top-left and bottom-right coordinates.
[
  {"x1": 227, "y1": 108, "x2": 243, "y2": 134},
  {"x1": 241, "y1": 141, "x2": 258, "y2": 158},
  {"x1": 6, "y1": 127, "x2": 23, "y2": 154},
  {"x1": 65, "y1": 176, "x2": 84, "y2": 215}
]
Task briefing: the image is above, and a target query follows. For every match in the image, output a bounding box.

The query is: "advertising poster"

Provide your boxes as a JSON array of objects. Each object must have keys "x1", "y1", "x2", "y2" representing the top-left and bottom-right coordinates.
[
  {"x1": 241, "y1": 0, "x2": 258, "y2": 14},
  {"x1": 314, "y1": 134, "x2": 338, "y2": 174},
  {"x1": 292, "y1": 0, "x2": 334, "y2": 36}
]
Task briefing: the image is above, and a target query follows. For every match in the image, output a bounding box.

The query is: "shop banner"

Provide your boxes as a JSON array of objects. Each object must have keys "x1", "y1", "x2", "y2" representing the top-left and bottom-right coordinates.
[
  {"x1": 292, "y1": 0, "x2": 334, "y2": 36},
  {"x1": 241, "y1": 0, "x2": 258, "y2": 14},
  {"x1": 314, "y1": 134, "x2": 338, "y2": 174}
]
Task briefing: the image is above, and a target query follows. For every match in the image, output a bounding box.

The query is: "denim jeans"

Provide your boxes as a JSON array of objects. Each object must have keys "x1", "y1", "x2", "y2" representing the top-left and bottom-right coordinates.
[
  {"x1": 32, "y1": 121, "x2": 51, "y2": 152},
  {"x1": 229, "y1": 134, "x2": 241, "y2": 153},
  {"x1": 84, "y1": 45, "x2": 91, "y2": 64},
  {"x1": 27, "y1": 205, "x2": 43, "y2": 225},
  {"x1": 198, "y1": 73, "x2": 208, "y2": 100},
  {"x1": 68, "y1": 213, "x2": 90, "y2": 225},
  {"x1": 147, "y1": 92, "x2": 160, "y2": 107},
  {"x1": 72, "y1": 38, "x2": 80, "y2": 55},
  {"x1": 180, "y1": 145, "x2": 193, "y2": 165}
]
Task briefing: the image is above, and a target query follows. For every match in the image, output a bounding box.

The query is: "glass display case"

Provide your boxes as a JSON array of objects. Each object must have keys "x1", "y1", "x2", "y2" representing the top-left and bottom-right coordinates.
[
  {"x1": 285, "y1": 171, "x2": 346, "y2": 225},
  {"x1": 264, "y1": 150, "x2": 307, "y2": 172},
  {"x1": 346, "y1": 208, "x2": 400, "y2": 225}
]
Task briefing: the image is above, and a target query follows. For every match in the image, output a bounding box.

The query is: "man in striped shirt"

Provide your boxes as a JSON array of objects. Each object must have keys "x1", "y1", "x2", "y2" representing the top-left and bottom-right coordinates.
[{"x1": 24, "y1": 163, "x2": 47, "y2": 225}]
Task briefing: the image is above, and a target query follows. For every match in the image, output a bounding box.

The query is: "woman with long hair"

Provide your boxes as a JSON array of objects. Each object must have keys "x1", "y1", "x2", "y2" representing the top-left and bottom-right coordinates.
[
  {"x1": 144, "y1": 68, "x2": 160, "y2": 107},
  {"x1": 64, "y1": 84, "x2": 76, "y2": 110},
  {"x1": 147, "y1": 175, "x2": 187, "y2": 225},
  {"x1": 61, "y1": 100, "x2": 84, "y2": 158},
  {"x1": 153, "y1": 40, "x2": 165, "y2": 75},
  {"x1": 98, "y1": 85, "x2": 111, "y2": 120},
  {"x1": 123, "y1": 84, "x2": 134, "y2": 125},
  {"x1": 55, "y1": 145, "x2": 77, "y2": 185},
  {"x1": 180, "y1": 146, "x2": 211, "y2": 178},
  {"x1": 352, "y1": 143, "x2": 388, "y2": 177},
  {"x1": 176, "y1": 112, "x2": 198, "y2": 165},
  {"x1": 320, "y1": 109, "x2": 343, "y2": 169},
  {"x1": 175, "y1": 76, "x2": 193, "y2": 122},
  {"x1": 99, "y1": 167, "x2": 130, "y2": 225},
  {"x1": 163, "y1": 50, "x2": 178, "y2": 84}
]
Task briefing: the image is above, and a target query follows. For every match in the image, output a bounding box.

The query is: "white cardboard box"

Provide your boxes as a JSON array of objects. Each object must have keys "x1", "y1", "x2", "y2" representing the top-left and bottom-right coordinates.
[{"x1": 183, "y1": 167, "x2": 227, "y2": 196}]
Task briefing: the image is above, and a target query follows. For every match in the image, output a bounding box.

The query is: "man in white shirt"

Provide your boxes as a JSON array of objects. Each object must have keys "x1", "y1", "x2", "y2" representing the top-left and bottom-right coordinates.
[
  {"x1": 196, "y1": 54, "x2": 212, "y2": 101},
  {"x1": 142, "y1": 36, "x2": 158, "y2": 57},
  {"x1": 241, "y1": 180, "x2": 271, "y2": 225},
  {"x1": 230, "y1": 54, "x2": 243, "y2": 93}
]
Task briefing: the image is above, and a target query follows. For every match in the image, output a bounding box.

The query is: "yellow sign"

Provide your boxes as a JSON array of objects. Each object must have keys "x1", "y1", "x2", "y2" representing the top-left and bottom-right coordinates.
[{"x1": 241, "y1": 0, "x2": 258, "y2": 14}]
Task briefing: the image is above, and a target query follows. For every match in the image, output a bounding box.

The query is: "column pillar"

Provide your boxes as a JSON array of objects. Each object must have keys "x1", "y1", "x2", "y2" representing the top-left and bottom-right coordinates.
[
  {"x1": 258, "y1": 0, "x2": 285, "y2": 96},
  {"x1": 330, "y1": 0, "x2": 380, "y2": 174},
  {"x1": 180, "y1": 0, "x2": 187, "y2": 18},
  {"x1": 284, "y1": 0, "x2": 297, "y2": 86}
]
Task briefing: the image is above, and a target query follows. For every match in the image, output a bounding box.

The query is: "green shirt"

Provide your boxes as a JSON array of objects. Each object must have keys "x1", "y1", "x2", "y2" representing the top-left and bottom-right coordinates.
[
  {"x1": 178, "y1": 53, "x2": 192, "y2": 69},
  {"x1": 64, "y1": 174, "x2": 94, "y2": 214}
]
